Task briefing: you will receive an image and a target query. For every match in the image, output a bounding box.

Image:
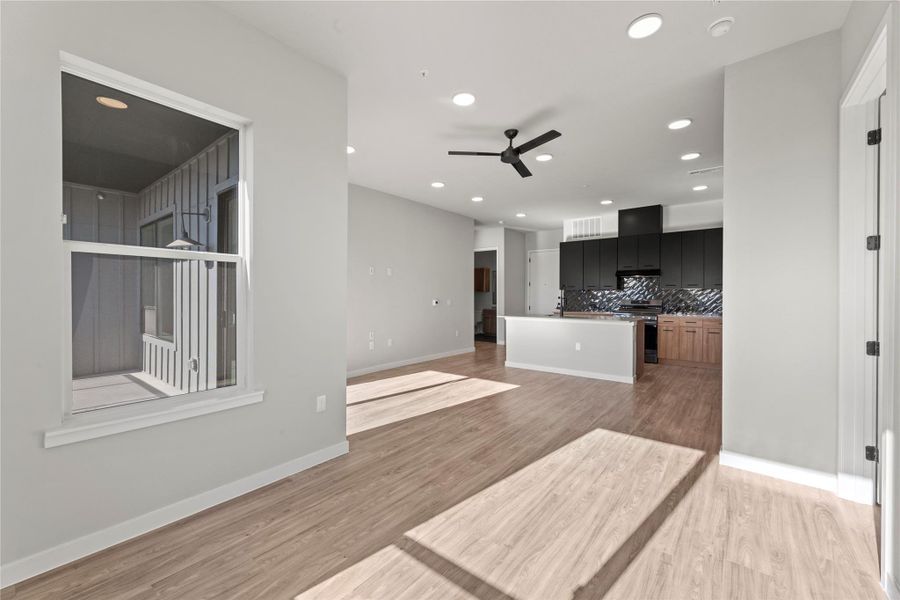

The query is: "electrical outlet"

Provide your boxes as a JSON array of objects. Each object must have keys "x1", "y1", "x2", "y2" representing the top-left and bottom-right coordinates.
[
  {"x1": 446, "y1": 298, "x2": 452, "y2": 306},
  {"x1": 368, "y1": 331, "x2": 375, "y2": 341},
  {"x1": 432, "y1": 299, "x2": 439, "y2": 306},
  {"x1": 368, "y1": 266, "x2": 375, "y2": 276},
  {"x1": 387, "y1": 338, "x2": 393, "y2": 347},
  {"x1": 316, "y1": 395, "x2": 327, "y2": 412},
  {"x1": 386, "y1": 267, "x2": 392, "y2": 276},
  {"x1": 455, "y1": 330, "x2": 459, "y2": 337},
  {"x1": 575, "y1": 342, "x2": 581, "y2": 351},
  {"x1": 369, "y1": 341, "x2": 375, "y2": 350}
]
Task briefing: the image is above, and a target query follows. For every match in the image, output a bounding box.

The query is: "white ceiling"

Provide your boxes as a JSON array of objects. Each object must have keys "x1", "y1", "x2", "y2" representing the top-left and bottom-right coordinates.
[{"x1": 223, "y1": 1, "x2": 850, "y2": 230}]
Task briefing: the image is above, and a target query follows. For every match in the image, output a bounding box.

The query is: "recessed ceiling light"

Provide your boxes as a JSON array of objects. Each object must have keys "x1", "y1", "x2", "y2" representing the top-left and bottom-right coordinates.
[
  {"x1": 431, "y1": 181, "x2": 445, "y2": 188},
  {"x1": 96, "y1": 96, "x2": 128, "y2": 110},
  {"x1": 471, "y1": 196, "x2": 484, "y2": 202},
  {"x1": 498, "y1": 220, "x2": 504, "y2": 224},
  {"x1": 516, "y1": 213, "x2": 526, "y2": 218},
  {"x1": 346, "y1": 145, "x2": 356, "y2": 154},
  {"x1": 708, "y1": 17, "x2": 735, "y2": 38},
  {"x1": 535, "y1": 154, "x2": 553, "y2": 162},
  {"x1": 627, "y1": 13, "x2": 663, "y2": 39},
  {"x1": 668, "y1": 118, "x2": 692, "y2": 130},
  {"x1": 452, "y1": 92, "x2": 476, "y2": 107},
  {"x1": 600, "y1": 199, "x2": 614, "y2": 205},
  {"x1": 681, "y1": 152, "x2": 701, "y2": 161},
  {"x1": 693, "y1": 185, "x2": 709, "y2": 191}
]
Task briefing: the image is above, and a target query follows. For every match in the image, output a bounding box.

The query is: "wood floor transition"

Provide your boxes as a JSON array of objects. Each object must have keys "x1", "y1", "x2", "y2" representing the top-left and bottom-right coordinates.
[{"x1": 1, "y1": 342, "x2": 882, "y2": 599}]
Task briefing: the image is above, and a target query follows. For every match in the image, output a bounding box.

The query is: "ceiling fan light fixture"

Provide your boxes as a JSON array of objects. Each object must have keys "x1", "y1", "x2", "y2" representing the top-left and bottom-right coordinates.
[
  {"x1": 452, "y1": 92, "x2": 476, "y2": 107},
  {"x1": 627, "y1": 13, "x2": 663, "y2": 39},
  {"x1": 535, "y1": 154, "x2": 553, "y2": 162},
  {"x1": 668, "y1": 118, "x2": 692, "y2": 130}
]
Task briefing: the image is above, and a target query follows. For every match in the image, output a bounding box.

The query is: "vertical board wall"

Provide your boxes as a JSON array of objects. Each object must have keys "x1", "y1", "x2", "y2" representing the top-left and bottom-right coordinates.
[
  {"x1": 137, "y1": 131, "x2": 239, "y2": 394},
  {"x1": 63, "y1": 183, "x2": 141, "y2": 376}
]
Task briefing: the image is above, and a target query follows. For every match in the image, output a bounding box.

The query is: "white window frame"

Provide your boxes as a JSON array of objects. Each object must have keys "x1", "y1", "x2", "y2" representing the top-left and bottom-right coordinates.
[{"x1": 48, "y1": 53, "x2": 259, "y2": 448}]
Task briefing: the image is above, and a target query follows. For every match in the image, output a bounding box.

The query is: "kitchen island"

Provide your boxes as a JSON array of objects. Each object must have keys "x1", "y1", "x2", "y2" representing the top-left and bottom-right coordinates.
[{"x1": 503, "y1": 315, "x2": 645, "y2": 383}]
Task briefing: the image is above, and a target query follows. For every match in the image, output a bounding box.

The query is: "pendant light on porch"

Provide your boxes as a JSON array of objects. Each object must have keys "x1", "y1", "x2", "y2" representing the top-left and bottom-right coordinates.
[{"x1": 167, "y1": 206, "x2": 210, "y2": 249}]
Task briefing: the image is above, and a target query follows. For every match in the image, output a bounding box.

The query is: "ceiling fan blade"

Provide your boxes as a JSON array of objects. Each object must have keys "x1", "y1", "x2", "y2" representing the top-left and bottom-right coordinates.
[
  {"x1": 514, "y1": 130, "x2": 561, "y2": 154},
  {"x1": 512, "y1": 160, "x2": 532, "y2": 178},
  {"x1": 448, "y1": 151, "x2": 501, "y2": 156}
]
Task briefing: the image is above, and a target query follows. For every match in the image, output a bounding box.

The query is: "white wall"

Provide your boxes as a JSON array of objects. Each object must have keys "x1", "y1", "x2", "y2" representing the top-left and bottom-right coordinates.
[
  {"x1": 722, "y1": 31, "x2": 841, "y2": 474},
  {"x1": 1, "y1": 0, "x2": 347, "y2": 576},
  {"x1": 526, "y1": 228, "x2": 564, "y2": 252},
  {"x1": 347, "y1": 185, "x2": 474, "y2": 375},
  {"x1": 503, "y1": 229, "x2": 527, "y2": 319}
]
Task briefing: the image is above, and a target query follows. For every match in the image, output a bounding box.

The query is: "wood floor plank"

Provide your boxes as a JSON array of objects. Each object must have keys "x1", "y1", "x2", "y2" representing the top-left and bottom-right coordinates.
[{"x1": 1, "y1": 342, "x2": 882, "y2": 600}]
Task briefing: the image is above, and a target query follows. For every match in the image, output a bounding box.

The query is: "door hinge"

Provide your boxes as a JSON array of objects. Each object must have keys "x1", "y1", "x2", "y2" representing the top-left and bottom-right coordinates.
[
  {"x1": 868, "y1": 128, "x2": 882, "y2": 145},
  {"x1": 866, "y1": 341, "x2": 880, "y2": 356},
  {"x1": 867, "y1": 235, "x2": 881, "y2": 251},
  {"x1": 866, "y1": 445, "x2": 879, "y2": 462}
]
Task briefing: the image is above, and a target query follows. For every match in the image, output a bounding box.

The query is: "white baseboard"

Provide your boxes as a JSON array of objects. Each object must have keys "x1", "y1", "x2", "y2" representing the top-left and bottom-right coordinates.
[
  {"x1": 504, "y1": 361, "x2": 634, "y2": 384},
  {"x1": 719, "y1": 450, "x2": 836, "y2": 493},
  {"x1": 837, "y1": 472, "x2": 875, "y2": 505},
  {"x1": 0, "y1": 440, "x2": 349, "y2": 588},
  {"x1": 347, "y1": 347, "x2": 475, "y2": 378}
]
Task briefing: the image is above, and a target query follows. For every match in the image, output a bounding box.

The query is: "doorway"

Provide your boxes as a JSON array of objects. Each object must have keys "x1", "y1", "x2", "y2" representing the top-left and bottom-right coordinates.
[
  {"x1": 527, "y1": 249, "x2": 559, "y2": 315},
  {"x1": 474, "y1": 250, "x2": 497, "y2": 343}
]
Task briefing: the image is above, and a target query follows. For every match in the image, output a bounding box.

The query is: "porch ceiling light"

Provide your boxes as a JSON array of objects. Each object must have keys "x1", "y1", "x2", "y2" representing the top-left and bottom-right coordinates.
[{"x1": 167, "y1": 206, "x2": 210, "y2": 249}]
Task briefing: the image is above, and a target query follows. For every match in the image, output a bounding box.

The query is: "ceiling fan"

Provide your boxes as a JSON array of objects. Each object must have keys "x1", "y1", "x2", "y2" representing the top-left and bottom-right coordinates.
[{"x1": 448, "y1": 128, "x2": 561, "y2": 178}]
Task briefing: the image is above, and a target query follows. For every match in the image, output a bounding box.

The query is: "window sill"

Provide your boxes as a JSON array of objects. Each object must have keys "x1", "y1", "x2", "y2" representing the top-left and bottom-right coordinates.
[{"x1": 44, "y1": 389, "x2": 264, "y2": 448}]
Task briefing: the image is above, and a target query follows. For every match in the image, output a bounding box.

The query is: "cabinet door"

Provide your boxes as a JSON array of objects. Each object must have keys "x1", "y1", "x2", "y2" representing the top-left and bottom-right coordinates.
[
  {"x1": 660, "y1": 232, "x2": 682, "y2": 289},
  {"x1": 658, "y1": 323, "x2": 679, "y2": 359},
  {"x1": 637, "y1": 234, "x2": 660, "y2": 269},
  {"x1": 679, "y1": 326, "x2": 703, "y2": 362},
  {"x1": 703, "y1": 228, "x2": 723, "y2": 289},
  {"x1": 582, "y1": 239, "x2": 601, "y2": 290},
  {"x1": 599, "y1": 238, "x2": 618, "y2": 289},
  {"x1": 617, "y1": 236, "x2": 638, "y2": 270},
  {"x1": 681, "y1": 230, "x2": 705, "y2": 289},
  {"x1": 702, "y1": 326, "x2": 722, "y2": 364},
  {"x1": 559, "y1": 241, "x2": 583, "y2": 290}
]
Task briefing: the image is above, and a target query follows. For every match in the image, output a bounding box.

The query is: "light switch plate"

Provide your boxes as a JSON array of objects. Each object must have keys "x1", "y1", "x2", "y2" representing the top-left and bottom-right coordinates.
[
  {"x1": 575, "y1": 342, "x2": 581, "y2": 351},
  {"x1": 316, "y1": 395, "x2": 326, "y2": 412},
  {"x1": 368, "y1": 266, "x2": 375, "y2": 275}
]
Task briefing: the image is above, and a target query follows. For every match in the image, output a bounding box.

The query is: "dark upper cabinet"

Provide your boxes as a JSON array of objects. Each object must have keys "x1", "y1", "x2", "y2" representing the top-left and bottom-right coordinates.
[
  {"x1": 559, "y1": 241, "x2": 583, "y2": 290},
  {"x1": 637, "y1": 234, "x2": 660, "y2": 269},
  {"x1": 599, "y1": 238, "x2": 618, "y2": 289},
  {"x1": 582, "y1": 239, "x2": 601, "y2": 289},
  {"x1": 703, "y1": 228, "x2": 723, "y2": 289},
  {"x1": 681, "y1": 230, "x2": 705, "y2": 288},
  {"x1": 617, "y1": 236, "x2": 638, "y2": 270},
  {"x1": 618, "y1": 205, "x2": 663, "y2": 237},
  {"x1": 660, "y1": 232, "x2": 682, "y2": 288}
]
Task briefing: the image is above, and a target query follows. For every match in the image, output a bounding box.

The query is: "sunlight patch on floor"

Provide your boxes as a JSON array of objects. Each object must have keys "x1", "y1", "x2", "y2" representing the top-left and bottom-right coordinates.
[
  {"x1": 296, "y1": 428, "x2": 702, "y2": 599},
  {"x1": 347, "y1": 377, "x2": 518, "y2": 435},
  {"x1": 347, "y1": 370, "x2": 468, "y2": 405}
]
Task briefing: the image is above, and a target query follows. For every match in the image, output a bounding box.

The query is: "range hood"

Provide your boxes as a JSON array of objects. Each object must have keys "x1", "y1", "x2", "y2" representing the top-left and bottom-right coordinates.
[{"x1": 615, "y1": 204, "x2": 663, "y2": 278}]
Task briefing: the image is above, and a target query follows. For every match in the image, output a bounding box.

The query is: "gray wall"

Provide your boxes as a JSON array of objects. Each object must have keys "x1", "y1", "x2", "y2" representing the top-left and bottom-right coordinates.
[
  {"x1": 503, "y1": 228, "x2": 527, "y2": 318},
  {"x1": 347, "y1": 185, "x2": 474, "y2": 375},
  {"x1": 137, "y1": 131, "x2": 238, "y2": 392},
  {"x1": 722, "y1": 31, "x2": 841, "y2": 473},
  {"x1": 1, "y1": 0, "x2": 347, "y2": 567},
  {"x1": 64, "y1": 183, "x2": 141, "y2": 377}
]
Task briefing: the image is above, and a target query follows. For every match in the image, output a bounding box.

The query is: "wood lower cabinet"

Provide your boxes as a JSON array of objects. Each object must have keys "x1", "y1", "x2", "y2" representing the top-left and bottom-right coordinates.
[
  {"x1": 702, "y1": 325, "x2": 722, "y2": 364},
  {"x1": 657, "y1": 315, "x2": 722, "y2": 368},
  {"x1": 482, "y1": 309, "x2": 496, "y2": 336}
]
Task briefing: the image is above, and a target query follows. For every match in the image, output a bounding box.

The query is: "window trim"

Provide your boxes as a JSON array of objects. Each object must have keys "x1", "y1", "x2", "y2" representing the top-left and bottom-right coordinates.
[
  {"x1": 57, "y1": 53, "x2": 256, "y2": 429},
  {"x1": 140, "y1": 213, "x2": 176, "y2": 342}
]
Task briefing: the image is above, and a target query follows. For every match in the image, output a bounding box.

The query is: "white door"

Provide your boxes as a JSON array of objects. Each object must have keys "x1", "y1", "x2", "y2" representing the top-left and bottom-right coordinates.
[{"x1": 528, "y1": 250, "x2": 560, "y2": 315}]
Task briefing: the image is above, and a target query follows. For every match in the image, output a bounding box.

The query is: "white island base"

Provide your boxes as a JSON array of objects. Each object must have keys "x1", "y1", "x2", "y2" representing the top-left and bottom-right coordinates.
[{"x1": 503, "y1": 315, "x2": 644, "y2": 383}]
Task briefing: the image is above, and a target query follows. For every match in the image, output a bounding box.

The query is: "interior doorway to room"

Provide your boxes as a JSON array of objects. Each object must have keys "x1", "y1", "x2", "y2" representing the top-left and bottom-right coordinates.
[
  {"x1": 527, "y1": 248, "x2": 560, "y2": 315},
  {"x1": 474, "y1": 250, "x2": 497, "y2": 343}
]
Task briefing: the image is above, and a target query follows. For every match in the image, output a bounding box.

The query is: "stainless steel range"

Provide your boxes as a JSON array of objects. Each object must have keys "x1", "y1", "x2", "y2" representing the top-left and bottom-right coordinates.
[{"x1": 614, "y1": 299, "x2": 662, "y2": 364}]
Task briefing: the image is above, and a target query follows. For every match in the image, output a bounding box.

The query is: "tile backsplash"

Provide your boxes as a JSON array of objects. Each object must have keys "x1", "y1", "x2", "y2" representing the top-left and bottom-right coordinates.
[{"x1": 563, "y1": 276, "x2": 722, "y2": 315}]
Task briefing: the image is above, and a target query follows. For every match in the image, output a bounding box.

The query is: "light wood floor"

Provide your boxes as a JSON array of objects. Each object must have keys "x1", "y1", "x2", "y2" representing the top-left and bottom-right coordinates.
[{"x1": 2, "y1": 343, "x2": 882, "y2": 599}]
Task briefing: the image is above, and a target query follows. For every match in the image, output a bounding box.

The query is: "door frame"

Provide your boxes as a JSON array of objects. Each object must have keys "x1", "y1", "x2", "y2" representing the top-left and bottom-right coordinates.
[
  {"x1": 838, "y1": 6, "x2": 899, "y2": 594},
  {"x1": 527, "y1": 248, "x2": 560, "y2": 315}
]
